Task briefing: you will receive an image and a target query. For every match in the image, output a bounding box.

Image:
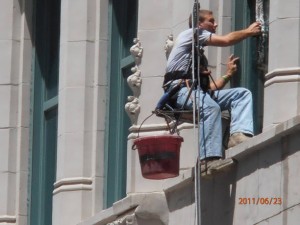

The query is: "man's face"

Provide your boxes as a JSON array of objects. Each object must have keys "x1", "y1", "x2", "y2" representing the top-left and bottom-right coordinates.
[{"x1": 199, "y1": 14, "x2": 218, "y2": 33}]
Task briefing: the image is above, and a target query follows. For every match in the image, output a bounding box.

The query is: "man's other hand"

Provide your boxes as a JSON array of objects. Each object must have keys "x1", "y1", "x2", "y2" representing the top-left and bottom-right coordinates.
[
  {"x1": 247, "y1": 21, "x2": 262, "y2": 36},
  {"x1": 226, "y1": 54, "x2": 239, "y2": 77}
]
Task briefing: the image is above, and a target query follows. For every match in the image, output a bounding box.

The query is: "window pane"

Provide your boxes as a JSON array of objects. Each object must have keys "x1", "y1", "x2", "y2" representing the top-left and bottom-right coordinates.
[
  {"x1": 105, "y1": 0, "x2": 137, "y2": 207},
  {"x1": 233, "y1": 0, "x2": 266, "y2": 134},
  {"x1": 30, "y1": 0, "x2": 60, "y2": 224},
  {"x1": 34, "y1": 0, "x2": 60, "y2": 101}
]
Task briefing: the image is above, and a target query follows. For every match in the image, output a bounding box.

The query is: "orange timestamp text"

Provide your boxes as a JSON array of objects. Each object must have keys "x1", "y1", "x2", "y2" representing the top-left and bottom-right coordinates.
[{"x1": 238, "y1": 197, "x2": 282, "y2": 205}]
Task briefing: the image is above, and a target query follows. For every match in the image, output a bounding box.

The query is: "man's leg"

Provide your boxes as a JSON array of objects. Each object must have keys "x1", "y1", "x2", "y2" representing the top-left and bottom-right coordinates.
[
  {"x1": 177, "y1": 87, "x2": 223, "y2": 160},
  {"x1": 213, "y1": 87, "x2": 254, "y2": 147}
]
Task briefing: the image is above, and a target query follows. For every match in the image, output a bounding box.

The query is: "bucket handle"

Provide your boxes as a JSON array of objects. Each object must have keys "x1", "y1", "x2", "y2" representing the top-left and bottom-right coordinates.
[
  {"x1": 132, "y1": 143, "x2": 137, "y2": 150},
  {"x1": 135, "y1": 111, "x2": 177, "y2": 139},
  {"x1": 132, "y1": 112, "x2": 180, "y2": 150},
  {"x1": 132, "y1": 113, "x2": 155, "y2": 151},
  {"x1": 136, "y1": 112, "x2": 155, "y2": 138}
]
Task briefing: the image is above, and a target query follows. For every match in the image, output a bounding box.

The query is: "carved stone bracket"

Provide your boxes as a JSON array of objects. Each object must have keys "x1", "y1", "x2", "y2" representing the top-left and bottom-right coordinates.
[
  {"x1": 134, "y1": 193, "x2": 169, "y2": 225},
  {"x1": 130, "y1": 38, "x2": 143, "y2": 65},
  {"x1": 164, "y1": 34, "x2": 174, "y2": 59},
  {"x1": 125, "y1": 96, "x2": 140, "y2": 125},
  {"x1": 126, "y1": 38, "x2": 143, "y2": 125},
  {"x1": 106, "y1": 193, "x2": 169, "y2": 225},
  {"x1": 127, "y1": 65, "x2": 142, "y2": 97},
  {"x1": 107, "y1": 213, "x2": 136, "y2": 225}
]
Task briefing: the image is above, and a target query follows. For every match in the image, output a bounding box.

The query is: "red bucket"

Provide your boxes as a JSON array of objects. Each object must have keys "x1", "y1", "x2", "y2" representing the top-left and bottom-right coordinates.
[{"x1": 133, "y1": 135, "x2": 184, "y2": 179}]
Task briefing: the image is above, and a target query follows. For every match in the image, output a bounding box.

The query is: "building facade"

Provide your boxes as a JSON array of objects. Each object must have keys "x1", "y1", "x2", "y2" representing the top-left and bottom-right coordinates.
[{"x1": 1, "y1": 0, "x2": 300, "y2": 225}]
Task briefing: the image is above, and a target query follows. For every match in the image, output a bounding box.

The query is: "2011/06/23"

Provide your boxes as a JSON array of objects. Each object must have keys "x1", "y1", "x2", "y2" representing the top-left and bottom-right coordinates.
[{"x1": 238, "y1": 197, "x2": 282, "y2": 205}]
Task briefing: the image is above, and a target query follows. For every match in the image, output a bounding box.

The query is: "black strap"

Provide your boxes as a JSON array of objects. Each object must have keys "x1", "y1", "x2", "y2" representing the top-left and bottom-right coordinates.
[
  {"x1": 140, "y1": 151, "x2": 176, "y2": 163},
  {"x1": 163, "y1": 71, "x2": 192, "y2": 85}
]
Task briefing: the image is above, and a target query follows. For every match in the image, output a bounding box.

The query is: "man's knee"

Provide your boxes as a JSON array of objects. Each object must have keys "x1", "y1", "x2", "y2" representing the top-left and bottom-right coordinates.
[
  {"x1": 235, "y1": 87, "x2": 252, "y2": 100},
  {"x1": 206, "y1": 103, "x2": 221, "y2": 117},
  {"x1": 237, "y1": 87, "x2": 251, "y2": 95}
]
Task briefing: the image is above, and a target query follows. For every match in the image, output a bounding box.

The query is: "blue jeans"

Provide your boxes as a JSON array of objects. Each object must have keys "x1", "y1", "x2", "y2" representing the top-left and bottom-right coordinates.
[{"x1": 176, "y1": 87, "x2": 254, "y2": 160}]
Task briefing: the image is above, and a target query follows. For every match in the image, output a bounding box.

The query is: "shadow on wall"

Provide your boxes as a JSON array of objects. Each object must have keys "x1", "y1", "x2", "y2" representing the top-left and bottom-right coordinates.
[
  {"x1": 200, "y1": 167, "x2": 237, "y2": 225},
  {"x1": 165, "y1": 130, "x2": 300, "y2": 225},
  {"x1": 164, "y1": 167, "x2": 237, "y2": 225},
  {"x1": 136, "y1": 218, "x2": 164, "y2": 225},
  {"x1": 18, "y1": 0, "x2": 35, "y2": 43},
  {"x1": 236, "y1": 131, "x2": 300, "y2": 181}
]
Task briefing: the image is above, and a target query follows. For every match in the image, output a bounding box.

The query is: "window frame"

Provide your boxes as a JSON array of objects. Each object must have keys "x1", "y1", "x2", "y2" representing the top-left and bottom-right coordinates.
[
  {"x1": 28, "y1": 0, "x2": 60, "y2": 224},
  {"x1": 232, "y1": 0, "x2": 267, "y2": 134},
  {"x1": 104, "y1": 0, "x2": 138, "y2": 208}
]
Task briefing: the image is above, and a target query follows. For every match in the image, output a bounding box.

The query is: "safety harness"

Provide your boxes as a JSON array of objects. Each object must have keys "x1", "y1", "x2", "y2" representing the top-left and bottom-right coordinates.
[{"x1": 154, "y1": 46, "x2": 211, "y2": 133}]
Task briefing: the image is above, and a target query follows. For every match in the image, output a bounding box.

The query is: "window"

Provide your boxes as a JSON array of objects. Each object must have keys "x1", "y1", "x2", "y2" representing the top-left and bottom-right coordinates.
[
  {"x1": 29, "y1": 0, "x2": 60, "y2": 224},
  {"x1": 233, "y1": 0, "x2": 269, "y2": 134},
  {"x1": 104, "y1": 0, "x2": 138, "y2": 207}
]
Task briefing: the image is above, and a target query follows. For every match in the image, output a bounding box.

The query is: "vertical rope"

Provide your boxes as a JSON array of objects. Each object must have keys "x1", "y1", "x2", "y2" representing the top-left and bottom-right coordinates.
[{"x1": 192, "y1": 2, "x2": 201, "y2": 225}]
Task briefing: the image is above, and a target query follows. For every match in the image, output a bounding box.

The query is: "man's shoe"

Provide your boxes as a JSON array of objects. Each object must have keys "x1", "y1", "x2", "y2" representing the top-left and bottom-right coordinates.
[
  {"x1": 228, "y1": 132, "x2": 251, "y2": 148},
  {"x1": 200, "y1": 157, "x2": 221, "y2": 172},
  {"x1": 200, "y1": 158, "x2": 236, "y2": 176}
]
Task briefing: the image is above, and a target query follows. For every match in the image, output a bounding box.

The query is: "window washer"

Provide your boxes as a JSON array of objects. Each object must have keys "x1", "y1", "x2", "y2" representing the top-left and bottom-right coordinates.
[{"x1": 164, "y1": 9, "x2": 262, "y2": 169}]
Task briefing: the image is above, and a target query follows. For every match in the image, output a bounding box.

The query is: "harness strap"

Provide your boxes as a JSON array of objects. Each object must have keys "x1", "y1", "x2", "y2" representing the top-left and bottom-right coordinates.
[{"x1": 163, "y1": 71, "x2": 192, "y2": 85}]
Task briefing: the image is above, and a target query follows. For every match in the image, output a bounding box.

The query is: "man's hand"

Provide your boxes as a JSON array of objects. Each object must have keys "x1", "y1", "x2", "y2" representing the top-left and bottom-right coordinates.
[
  {"x1": 226, "y1": 54, "x2": 239, "y2": 77},
  {"x1": 210, "y1": 54, "x2": 239, "y2": 91},
  {"x1": 247, "y1": 22, "x2": 262, "y2": 36}
]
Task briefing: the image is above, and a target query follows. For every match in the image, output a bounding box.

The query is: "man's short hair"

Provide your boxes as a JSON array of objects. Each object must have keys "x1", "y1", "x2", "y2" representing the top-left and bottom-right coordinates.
[{"x1": 188, "y1": 9, "x2": 213, "y2": 28}]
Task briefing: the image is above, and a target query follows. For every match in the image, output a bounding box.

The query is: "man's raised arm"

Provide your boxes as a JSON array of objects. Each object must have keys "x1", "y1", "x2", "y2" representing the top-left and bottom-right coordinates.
[{"x1": 206, "y1": 22, "x2": 262, "y2": 47}]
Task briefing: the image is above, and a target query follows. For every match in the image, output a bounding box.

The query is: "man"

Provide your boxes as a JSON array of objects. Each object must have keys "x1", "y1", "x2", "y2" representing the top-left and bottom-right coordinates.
[{"x1": 165, "y1": 10, "x2": 261, "y2": 166}]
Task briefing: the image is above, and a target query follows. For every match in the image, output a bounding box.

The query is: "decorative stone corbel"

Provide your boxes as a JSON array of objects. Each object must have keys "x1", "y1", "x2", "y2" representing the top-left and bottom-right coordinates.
[
  {"x1": 107, "y1": 213, "x2": 136, "y2": 225},
  {"x1": 126, "y1": 38, "x2": 143, "y2": 125},
  {"x1": 164, "y1": 34, "x2": 174, "y2": 59},
  {"x1": 103, "y1": 193, "x2": 169, "y2": 225},
  {"x1": 127, "y1": 65, "x2": 142, "y2": 97},
  {"x1": 125, "y1": 96, "x2": 140, "y2": 125},
  {"x1": 125, "y1": 214, "x2": 136, "y2": 225},
  {"x1": 130, "y1": 38, "x2": 143, "y2": 65},
  {"x1": 134, "y1": 193, "x2": 169, "y2": 225}
]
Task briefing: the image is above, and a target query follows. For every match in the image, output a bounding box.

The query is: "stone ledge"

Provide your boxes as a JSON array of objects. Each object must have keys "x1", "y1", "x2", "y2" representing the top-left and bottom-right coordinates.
[
  {"x1": 79, "y1": 115, "x2": 300, "y2": 225},
  {"x1": 226, "y1": 115, "x2": 300, "y2": 160},
  {"x1": 162, "y1": 167, "x2": 194, "y2": 193}
]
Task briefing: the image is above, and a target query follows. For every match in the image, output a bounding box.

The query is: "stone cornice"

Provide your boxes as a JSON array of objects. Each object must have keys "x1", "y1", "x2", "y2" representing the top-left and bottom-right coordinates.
[
  {"x1": 53, "y1": 177, "x2": 93, "y2": 195},
  {"x1": 265, "y1": 67, "x2": 300, "y2": 87},
  {"x1": 0, "y1": 215, "x2": 16, "y2": 223}
]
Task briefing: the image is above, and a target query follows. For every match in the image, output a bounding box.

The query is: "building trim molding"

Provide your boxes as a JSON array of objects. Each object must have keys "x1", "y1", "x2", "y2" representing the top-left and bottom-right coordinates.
[
  {"x1": 0, "y1": 215, "x2": 16, "y2": 223},
  {"x1": 53, "y1": 177, "x2": 93, "y2": 195},
  {"x1": 264, "y1": 67, "x2": 300, "y2": 87}
]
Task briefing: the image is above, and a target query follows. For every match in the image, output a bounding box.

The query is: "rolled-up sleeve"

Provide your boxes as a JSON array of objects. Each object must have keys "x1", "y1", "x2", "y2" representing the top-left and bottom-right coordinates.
[{"x1": 198, "y1": 29, "x2": 212, "y2": 46}]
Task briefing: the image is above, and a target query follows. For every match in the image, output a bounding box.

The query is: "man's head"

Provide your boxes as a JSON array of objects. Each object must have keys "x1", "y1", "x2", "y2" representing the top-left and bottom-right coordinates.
[{"x1": 189, "y1": 9, "x2": 218, "y2": 33}]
